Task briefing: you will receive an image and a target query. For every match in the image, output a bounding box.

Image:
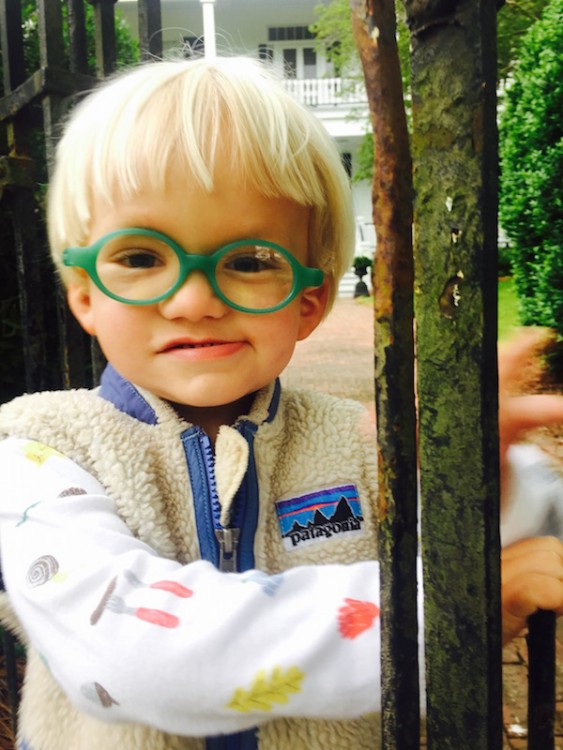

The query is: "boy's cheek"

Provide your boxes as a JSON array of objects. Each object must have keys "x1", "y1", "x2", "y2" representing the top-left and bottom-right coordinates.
[
  {"x1": 66, "y1": 282, "x2": 97, "y2": 336},
  {"x1": 296, "y1": 282, "x2": 329, "y2": 341}
]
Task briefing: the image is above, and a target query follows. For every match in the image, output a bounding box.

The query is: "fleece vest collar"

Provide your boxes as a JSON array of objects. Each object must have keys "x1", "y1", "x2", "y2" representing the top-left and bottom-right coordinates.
[{"x1": 98, "y1": 364, "x2": 281, "y2": 429}]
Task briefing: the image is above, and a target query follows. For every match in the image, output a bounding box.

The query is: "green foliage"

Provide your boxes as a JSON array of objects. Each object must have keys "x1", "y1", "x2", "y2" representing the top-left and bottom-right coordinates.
[
  {"x1": 497, "y1": 241, "x2": 513, "y2": 276},
  {"x1": 499, "y1": 0, "x2": 562, "y2": 335},
  {"x1": 311, "y1": 0, "x2": 359, "y2": 78},
  {"x1": 312, "y1": 1, "x2": 550, "y2": 184},
  {"x1": 352, "y1": 255, "x2": 373, "y2": 269},
  {"x1": 312, "y1": 0, "x2": 410, "y2": 88},
  {"x1": 352, "y1": 255, "x2": 373, "y2": 280},
  {"x1": 352, "y1": 130, "x2": 375, "y2": 183},
  {"x1": 311, "y1": 0, "x2": 410, "y2": 183},
  {"x1": 0, "y1": 0, "x2": 139, "y2": 94},
  {"x1": 497, "y1": 0, "x2": 551, "y2": 81}
]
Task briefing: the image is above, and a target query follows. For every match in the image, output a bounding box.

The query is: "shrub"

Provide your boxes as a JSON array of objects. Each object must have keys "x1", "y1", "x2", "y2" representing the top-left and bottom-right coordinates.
[{"x1": 499, "y1": 0, "x2": 563, "y2": 336}]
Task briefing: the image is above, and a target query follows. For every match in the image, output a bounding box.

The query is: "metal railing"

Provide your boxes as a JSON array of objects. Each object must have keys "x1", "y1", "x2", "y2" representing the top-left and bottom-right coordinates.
[{"x1": 282, "y1": 76, "x2": 367, "y2": 107}]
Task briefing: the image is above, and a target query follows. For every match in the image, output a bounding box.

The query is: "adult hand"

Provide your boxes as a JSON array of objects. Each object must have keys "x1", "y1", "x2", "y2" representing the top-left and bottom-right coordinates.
[
  {"x1": 501, "y1": 535, "x2": 563, "y2": 644},
  {"x1": 498, "y1": 328, "x2": 563, "y2": 504}
]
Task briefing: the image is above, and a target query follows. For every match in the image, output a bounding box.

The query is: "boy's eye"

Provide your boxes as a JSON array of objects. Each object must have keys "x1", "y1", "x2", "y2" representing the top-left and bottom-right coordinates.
[
  {"x1": 223, "y1": 247, "x2": 286, "y2": 273},
  {"x1": 100, "y1": 244, "x2": 170, "y2": 271},
  {"x1": 116, "y1": 250, "x2": 164, "y2": 269},
  {"x1": 227, "y1": 256, "x2": 267, "y2": 273}
]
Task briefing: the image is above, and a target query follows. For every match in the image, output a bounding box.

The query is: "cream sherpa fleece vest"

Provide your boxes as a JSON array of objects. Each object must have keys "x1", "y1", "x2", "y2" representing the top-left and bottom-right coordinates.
[{"x1": 0, "y1": 383, "x2": 380, "y2": 750}]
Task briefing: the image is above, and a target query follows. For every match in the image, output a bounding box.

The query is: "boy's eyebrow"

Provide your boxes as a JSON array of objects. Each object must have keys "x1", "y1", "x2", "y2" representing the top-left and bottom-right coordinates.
[{"x1": 100, "y1": 228, "x2": 297, "y2": 254}]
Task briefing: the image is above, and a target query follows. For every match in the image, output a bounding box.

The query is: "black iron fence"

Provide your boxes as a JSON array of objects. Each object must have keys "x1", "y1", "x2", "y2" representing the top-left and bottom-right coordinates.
[{"x1": 0, "y1": 1, "x2": 556, "y2": 748}]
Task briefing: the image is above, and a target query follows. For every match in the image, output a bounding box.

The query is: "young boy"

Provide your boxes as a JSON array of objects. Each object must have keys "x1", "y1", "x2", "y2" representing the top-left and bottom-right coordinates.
[{"x1": 0, "y1": 57, "x2": 562, "y2": 750}]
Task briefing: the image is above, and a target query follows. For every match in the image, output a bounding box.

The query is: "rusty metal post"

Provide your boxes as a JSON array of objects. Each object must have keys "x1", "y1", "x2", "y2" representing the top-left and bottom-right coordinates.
[
  {"x1": 36, "y1": 0, "x2": 92, "y2": 390},
  {"x1": 68, "y1": 0, "x2": 90, "y2": 74},
  {"x1": 0, "y1": 0, "x2": 51, "y2": 395},
  {"x1": 138, "y1": 0, "x2": 163, "y2": 60},
  {"x1": 0, "y1": 628, "x2": 19, "y2": 741},
  {"x1": 89, "y1": 0, "x2": 117, "y2": 76},
  {"x1": 404, "y1": 0, "x2": 503, "y2": 747},
  {"x1": 0, "y1": 0, "x2": 25, "y2": 92},
  {"x1": 527, "y1": 610, "x2": 556, "y2": 749},
  {"x1": 349, "y1": 2, "x2": 419, "y2": 748},
  {"x1": 37, "y1": 0, "x2": 66, "y2": 167}
]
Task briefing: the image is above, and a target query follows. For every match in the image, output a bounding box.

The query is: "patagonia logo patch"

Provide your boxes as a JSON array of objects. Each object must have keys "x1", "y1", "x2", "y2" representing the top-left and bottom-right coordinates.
[{"x1": 275, "y1": 484, "x2": 364, "y2": 551}]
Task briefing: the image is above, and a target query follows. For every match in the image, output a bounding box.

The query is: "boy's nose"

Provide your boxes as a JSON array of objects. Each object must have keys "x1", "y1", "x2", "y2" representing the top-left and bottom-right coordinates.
[{"x1": 158, "y1": 270, "x2": 227, "y2": 321}]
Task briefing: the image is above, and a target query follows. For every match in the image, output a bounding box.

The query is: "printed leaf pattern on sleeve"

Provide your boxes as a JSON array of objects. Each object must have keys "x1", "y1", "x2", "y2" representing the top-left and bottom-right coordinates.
[
  {"x1": 338, "y1": 598, "x2": 380, "y2": 639},
  {"x1": 227, "y1": 666, "x2": 304, "y2": 713},
  {"x1": 22, "y1": 441, "x2": 64, "y2": 465}
]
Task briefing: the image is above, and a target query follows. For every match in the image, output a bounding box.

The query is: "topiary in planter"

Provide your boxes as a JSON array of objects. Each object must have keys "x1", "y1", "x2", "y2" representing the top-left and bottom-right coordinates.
[{"x1": 352, "y1": 255, "x2": 373, "y2": 298}]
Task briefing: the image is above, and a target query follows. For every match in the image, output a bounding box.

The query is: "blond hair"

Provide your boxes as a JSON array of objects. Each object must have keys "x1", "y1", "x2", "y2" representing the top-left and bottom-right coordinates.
[{"x1": 48, "y1": 56, "x2": 354, "y2": 312}]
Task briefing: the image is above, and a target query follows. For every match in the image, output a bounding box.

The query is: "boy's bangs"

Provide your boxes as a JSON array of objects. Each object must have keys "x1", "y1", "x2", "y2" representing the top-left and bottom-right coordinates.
[{"x1": 83, "y1": 61, "x2": 328, "y2": 213}]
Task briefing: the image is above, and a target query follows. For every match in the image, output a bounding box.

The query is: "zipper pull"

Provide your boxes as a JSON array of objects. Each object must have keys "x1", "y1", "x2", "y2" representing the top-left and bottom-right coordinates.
[{"x1": 215, "y1": 528, "x2": 241, "y2": 572}]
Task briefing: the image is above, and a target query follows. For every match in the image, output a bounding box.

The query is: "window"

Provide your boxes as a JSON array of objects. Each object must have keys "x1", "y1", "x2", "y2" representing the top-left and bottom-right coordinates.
[
  {"x1": 341, "y1": 152, "x2": 352, "y2": 179},
  {"x1": 303, "y1": 47, "x2": 317, "y2": 78},
  {"x1": 258, "y1": 44, "x2": 273, "y2": 63},
  {"x1": 267, "y1": 27, "x2": 327, "y2": 80},
  {"x1": 268, "y1": 27, "x2": 315, "y2": 42},
  {"x1": 183, "y1": 36, "x2": 204, "y2": 58},
  {"x1": 283, "y1": 49, "x2": 297, "y2": 79}
]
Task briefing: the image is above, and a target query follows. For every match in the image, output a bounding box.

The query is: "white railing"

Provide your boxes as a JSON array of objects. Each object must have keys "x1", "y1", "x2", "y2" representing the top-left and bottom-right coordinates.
[{"x1": 282, "y1": 77, "x2": 367, "y2": 107}]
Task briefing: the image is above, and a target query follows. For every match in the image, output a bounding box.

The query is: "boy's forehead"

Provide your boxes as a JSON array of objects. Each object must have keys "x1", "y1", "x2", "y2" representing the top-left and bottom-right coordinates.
[
  {"x1": 87, "y1": 163, "x2": 312, "y2": 255},
  {"x1": 81, "y1": 120, "x2": 315, "y2": 239},
  {"x1": 95, "y1": 153, "x2": 271, "y2": 206}
]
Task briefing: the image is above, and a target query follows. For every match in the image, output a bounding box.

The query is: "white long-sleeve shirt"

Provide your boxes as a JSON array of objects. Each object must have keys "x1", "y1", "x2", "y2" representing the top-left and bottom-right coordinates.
[
  {"x1": 0, "y1": 437, "x2": 560, "y2": 738},
  {"x1": 0, "y1": 436, "x2": 387, "y2": 735}
]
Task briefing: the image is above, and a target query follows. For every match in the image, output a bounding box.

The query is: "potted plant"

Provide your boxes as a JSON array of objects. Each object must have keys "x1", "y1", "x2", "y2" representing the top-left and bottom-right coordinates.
[{"x1": 352, "y1": 255, "x2": 373, "y2": 298}]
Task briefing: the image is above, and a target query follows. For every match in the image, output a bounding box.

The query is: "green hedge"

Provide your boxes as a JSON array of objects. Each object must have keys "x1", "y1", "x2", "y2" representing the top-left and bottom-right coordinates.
[{"x1": 499, "y1": 0, "x2": 563, "y2": 336}]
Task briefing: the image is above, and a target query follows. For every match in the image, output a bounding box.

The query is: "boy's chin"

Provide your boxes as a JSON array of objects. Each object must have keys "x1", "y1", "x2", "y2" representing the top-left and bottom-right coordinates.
[{"x1": 167, "y1": 392, "x2": 257, "y2": 422}]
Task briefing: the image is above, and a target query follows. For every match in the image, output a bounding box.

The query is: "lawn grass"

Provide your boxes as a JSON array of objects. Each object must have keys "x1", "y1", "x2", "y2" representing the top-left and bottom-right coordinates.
[
  {"x1": 498, "y1": 277, "x2": 521, "y2": 341},
  {"x1": 355, "y1": 277, "x2": 521, "y2": 341}
]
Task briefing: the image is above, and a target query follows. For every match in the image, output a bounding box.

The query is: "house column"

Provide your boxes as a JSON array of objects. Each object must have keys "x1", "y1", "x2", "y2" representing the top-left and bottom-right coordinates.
[{"x1": 199, "y1": 0, "x2": 216, "y2": 59}]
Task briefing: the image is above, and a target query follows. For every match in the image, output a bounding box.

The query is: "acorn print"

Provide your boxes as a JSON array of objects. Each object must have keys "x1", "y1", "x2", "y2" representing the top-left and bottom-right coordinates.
[
  {"x1": 81, "y1": 681, "x2": 119, "y2": 708},
  {"x1": 58, "y1": 487, "x2": 88, "y2": 497}
]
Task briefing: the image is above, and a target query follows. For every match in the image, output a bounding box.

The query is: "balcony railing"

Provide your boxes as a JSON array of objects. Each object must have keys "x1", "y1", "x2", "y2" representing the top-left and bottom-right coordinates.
[{"x1": 281, "y1": 77, "x2": 367, "y2": 107}]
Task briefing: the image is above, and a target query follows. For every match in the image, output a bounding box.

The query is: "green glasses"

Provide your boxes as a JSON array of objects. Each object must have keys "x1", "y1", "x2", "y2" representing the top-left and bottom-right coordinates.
[{"x1": 63, "y1": 228, "x2": 324, "y2": 314}]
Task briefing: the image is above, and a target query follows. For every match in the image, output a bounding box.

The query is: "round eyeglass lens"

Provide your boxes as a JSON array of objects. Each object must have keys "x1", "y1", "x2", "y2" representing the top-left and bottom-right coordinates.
[
  {"x1": 216, "y1": 244, "x2": 294, "y2": 310},
  {"x1": 96, "y1": 233, "x2": 180, "y2": 301}
]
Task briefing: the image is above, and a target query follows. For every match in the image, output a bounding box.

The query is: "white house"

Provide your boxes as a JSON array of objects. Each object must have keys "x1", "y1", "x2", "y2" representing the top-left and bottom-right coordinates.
[{"x1": 117, "y1": 0, "x2": 375, "y2": 294}]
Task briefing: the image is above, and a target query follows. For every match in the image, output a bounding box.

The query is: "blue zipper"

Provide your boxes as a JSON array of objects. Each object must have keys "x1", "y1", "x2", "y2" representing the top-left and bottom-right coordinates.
[
  {"x1": 181, "y1": 425, "x2": 259, "y2": 750},
  {"x1": 181, "y1": 428, "x2": 221, "y2": 566}
]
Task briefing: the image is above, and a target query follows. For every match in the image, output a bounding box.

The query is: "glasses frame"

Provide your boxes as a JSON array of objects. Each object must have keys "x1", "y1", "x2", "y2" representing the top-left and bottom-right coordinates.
[{"x1": 63, "y1": 228, "x2": 324, "y2": 314}]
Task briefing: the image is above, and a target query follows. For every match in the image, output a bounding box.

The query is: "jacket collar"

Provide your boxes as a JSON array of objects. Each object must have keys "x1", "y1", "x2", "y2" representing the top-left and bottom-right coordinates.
[{"x1": 98, "y1": 364, "x2": 281, "y2": 429}]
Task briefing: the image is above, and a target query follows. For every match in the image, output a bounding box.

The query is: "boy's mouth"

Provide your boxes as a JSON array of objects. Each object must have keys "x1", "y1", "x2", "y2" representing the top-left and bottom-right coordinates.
[
  {"x1": 174, "y1": 342, "x2": 218, "y2": 349},
  {"x1": 159, "y1": 339, "x2": 224, "y2": 352},
  {"x1": 158, "y1": 339, "x2": 246, "y2": 359}
]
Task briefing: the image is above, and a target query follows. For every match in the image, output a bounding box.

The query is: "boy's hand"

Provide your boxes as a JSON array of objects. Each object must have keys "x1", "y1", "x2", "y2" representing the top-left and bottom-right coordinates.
[
  {"x1": 498, "y1": 328, "x2": 563, "y2": 505},
  {"x1": 501, "y1": 535, "x2": 563, "y2": 645}
]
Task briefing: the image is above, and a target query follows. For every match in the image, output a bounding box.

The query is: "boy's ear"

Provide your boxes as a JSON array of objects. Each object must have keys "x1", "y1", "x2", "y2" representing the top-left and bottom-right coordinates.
[
  {"x1": 66, "y1": 281, "x2": 97, "y2": 336},
  {"x1": 297, "y1": 280, "x2": 330, "y2": 341}
]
